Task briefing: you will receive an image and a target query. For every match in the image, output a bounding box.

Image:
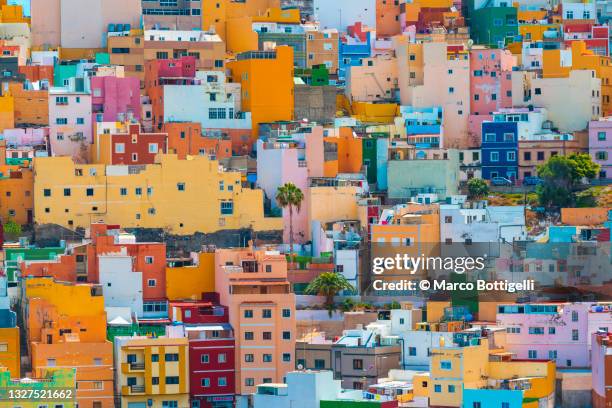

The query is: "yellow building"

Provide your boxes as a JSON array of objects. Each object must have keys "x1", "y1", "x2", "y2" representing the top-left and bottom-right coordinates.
[
  {"x1": 543, "y1": 41, "x2": 612, "y2": 115},
  {"x1": 351, "y1": 102, "x2": 399, "y2": 124},
  {"x1": 227, "y1": 46, "x2": 294, "y2": 139},
  {"x1": 166, "y1": 252, "x2": 215, "y2": 300},
  {"x1": 33, "y1": 154, "x2": 282, "y2": 235},
  {"x1": 116, "y1": 336, "x2": 189, "y2": 408},
  {"x1": 0, "y1": 93, "x2": 15, "y2": 132},
  {"x1": 0, "y1": 2, "x2": 30, "y2": 24}
]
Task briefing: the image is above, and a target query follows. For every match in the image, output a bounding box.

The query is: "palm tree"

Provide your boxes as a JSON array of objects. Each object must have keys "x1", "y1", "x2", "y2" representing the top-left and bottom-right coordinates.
[
  {"x1": 305, "y1": 272, "x2": 356, "y2": 308},
  {"x1": 275, "y1": 182, "x2": 304, "y2": 254}
]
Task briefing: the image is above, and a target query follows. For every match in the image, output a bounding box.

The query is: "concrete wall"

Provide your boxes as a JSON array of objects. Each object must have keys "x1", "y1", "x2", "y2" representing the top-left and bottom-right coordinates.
[
  {"x1": 294, "y1": 85, "x2": 337, "y2": 124},
  {"x1": 99, "y1": 255, "x2": 144, "y2": 318}
]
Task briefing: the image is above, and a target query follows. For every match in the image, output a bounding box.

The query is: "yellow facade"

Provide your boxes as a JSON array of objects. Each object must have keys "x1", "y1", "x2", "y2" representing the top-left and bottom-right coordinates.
[
  {"x1": 0, "y1": 326, "x2": 19, "y2": 377},
  {"x1": 519, "y1": 23, "x2": 561, "y2": 42},
  {"x1": 542, "y1": 41, "x2": 612, "y2": 115},
  {"x1": 166, "y1": 252, "x2": 215, "y2": 300},
  {"x1": 489, "y1": 360, "x2": 556, "y2": 402},
  {"x1": 0, "y1": 4, "x2": 30, "y2": 24},
  {"x1": 0, "y1": 93, "x2": 14, "y2": 132},
  {"x1": 33, "y1": 154, "x2": 282, "y2": 235},
  {"x1": 117, "y1": 337, "x2": 189, "y2": 408},
  {"x1": 351, "y1": 102, "x2": 399, "y2": 124},
  {"x1": 308, "y1": 185, "x2": 361, "y2": 236}
]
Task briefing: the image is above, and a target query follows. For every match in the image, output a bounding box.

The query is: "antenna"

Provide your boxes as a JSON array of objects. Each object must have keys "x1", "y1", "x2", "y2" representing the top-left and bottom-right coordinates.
[{"x1": 467, "y1": 39, "x2": 474, "y2": 50}]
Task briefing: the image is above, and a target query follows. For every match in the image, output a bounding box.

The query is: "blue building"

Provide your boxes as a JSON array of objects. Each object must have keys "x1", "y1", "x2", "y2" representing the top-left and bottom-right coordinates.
[
  {"x1": 400, "y1": 106, "x2": 443, "y2": 148},
  {"x1": 462, "y1": 388, "x2": 524, "y2": 408},
  {"x1": 338, "y1": 32, "x2": 372, "y2": 81},
  {"x1": 481, "y1": 120, "x2": 518, "y2": 180}
]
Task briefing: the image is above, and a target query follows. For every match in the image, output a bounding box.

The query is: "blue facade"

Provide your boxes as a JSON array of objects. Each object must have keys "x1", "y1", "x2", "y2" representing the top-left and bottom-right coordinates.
[
  {"x1": 338, "y1": 33, "x2": 372, "y2": 80},
  {"x1": 462, "y1": 388, "x2": 524, "y2": 408},
  {"x1": 481, "y1": 121, "x2": 518, "y2": 180}
]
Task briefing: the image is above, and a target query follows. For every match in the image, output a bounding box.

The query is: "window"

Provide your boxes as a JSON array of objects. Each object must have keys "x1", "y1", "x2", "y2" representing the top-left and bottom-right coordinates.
[
  {"x1": 76, "y1": 118, "x2": 85, "y2": 125},
  {"x1": 528, "y1": 350, "x2": 537, "y2": 359},
  {"x1": 218, "y1": 353, "x2": 226, "y2": 363},
  {"x1": 434, "y1": 384, "x2": 442, "y2": 393},
  {"x1": 484, "y1": 133, "x2": 496, "y2": 142},
  {"x1": 524, "y1": 152, "x2": 531, "y2": 161},
  {"x1": 549, "y1": 327, "x2": 556, "y2": 334},
  {"x1": 145, "y1": 256, "x2": 154, "y2": 264},
  {"x1": 314, "y1": 359, "x2": 325, "y2": 369},
  {"x1": 537, "y1": 151, "x2": 545, "y2": 160},
  {"x1": 262, "y1": 309, "x2": 272, "y2": 318},
  {"x1": 440, "y1": 361, "x2": 452, "y2": 370},
  {"x1": 44, "y1": 189, "x2": 51, "y2": 197},
  {"x1": 353, "y1": 359, "x2": 363, "y2": 370},
  {"x1": 244, "y1": 332, "x2": 254, "y2": 340},
  {"x1": 529, "y1": 327, "x2": 544, "y2": 335},
  {"x1": 282, "y1": 353, "x2": 291, "y2": 362},
  {"x1": 147, "y1": 279, "x2": 156, "y2": 287},
  {"x1": 165, "y1": 376, "x2": 179, "y2": 384},
  {"x1": 245, "y1": 354, "x2": 254, "y2": 362},
  {"x1": 448, "y1": 87, "x2": 454, "y2": 94},
  {"x1": 244, "y1": 310, "x2": 253, "y2": 318},
  {"x1": 408, "y1": 347, "x2": 417, "y2": 356},
  {"x1": 503, "y1": 133, "x2": 514, "y2": 142},
  {"x1": 162, "y1": 402, "x2": 178, "y2": 408},
  {"x1": 448, "y1": 385, "x2": 455, "y2": 393},
  {"x1": 177, "y1": 183, "x2": 186, "y2": 191},
  {"x1": 502, "y1": 403, "x2": 510, "y2": 408},
  {"x1": 135, "y1": 187, "x2": 142, "y2": 196},
  {"x1": 152, "y1": 377, "x2": 160, "y2": 385},
  {"x1": 572, "y1": 310, "x2": 579, "y2": 321},
  {"x1": 572, "y1": 329, "x2": 579, "y2": 341},
  {"x1": 263, "y1": 354, "x2": 273, "y2": 362},
  {"x1": 598, "y1": 131, "x2": 606, "y2": 141},
  {"x1": 473, "y1": 403, "x2": 482, "y2": 408},
  {"x1": 245, "y1": 378, "x2": 255, "y2": 386},
  {"x1": 86, "y1": 187, "x2": 94, "y2": 196},
  {"x1": 596, "y1": 151, "x2": 608, "y2": 161},
  {"x1": 507, "y1": 151, "x2": 516, "y2": 161},
  {"x1": 64, "y1": 188, "x2": 71, "y2": 196},
  {"x1": 220, "y1": 201, "x2": 233, "y2": 215},
  {"x1": 149, "y1": 143, "x2": 159, "y2": 154},
  {"x1": 56, "y1": 118, "x2": 68, "y2": 125},
  {"x1": 115, "y1": 143, "x2": 125, "y2": 153},
  {"x1": 535, "y1": 88, "x2": 542, "y2": 95},
  {"x1": 549, "y1": 350, "x2": 557, "y2": 359},
  {"x1": 120, "y1": 188, "x2": 128, "y2": 196},
  {"x1": 282, "y1": 309, "x2": 291, "y2": 318},
  {"x1": 55, "y1": 96, "x2": 68, "y2": 105},
  {"x1": 165, "y1": 353, "x2": 179, "y2": 362},
  {"x1": 283, "y1": 331, "x2": 291, "y2": 340},
  {"x1": 263, "y1": 332, "x2": 272, "y2": 340},
  {"x1": 491, "y1": 152, "x2": 499, "y2": 162},
  {"x1": 201, "y1": 378, "x2": 210, "y2": 387},
  {"x1": 218, "y1": 377, "x2": 227, "y2": 386}
]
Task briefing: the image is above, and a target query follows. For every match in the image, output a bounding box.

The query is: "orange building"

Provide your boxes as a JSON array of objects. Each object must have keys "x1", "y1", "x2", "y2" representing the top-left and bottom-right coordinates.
[
  {"x1": 0, "y1": 147, "x2": 34, "y2": 225},
  {"x1": 227, "y1": 46, "x2": 294, "y2": 139},
  {"x1": 24, "y1": 277, "x2": 113, "y2": 408},
  {"x1": 322, "y1": 127, "x2": 363, "y2": 177},
  {"x1": 9, "y1": 82, "x2": 49, "y2": 126},
  {"x1": 214, "y1": 248, "x2": 296, "y2": 404},
  {"x1": 306, "y1": 29, "x2": 339, "y2": 74},
  {"x1": 20, "y1": 254, "x2": 78, "y2": 282},
  {"x1": 19, "y1": 65, "x2": 54, "y2": 83},
  {"x1": 163, "y1": 122, "x2": 233, "y2": 160},
  {"x1": 108, "y1": 30, "x2": 145, "y2": 87},
  {"x1": 376, "y1": 0, "x2": 402, "y2": 38},
  {"x1": 0, "y1": 311, "x2": 19, "y2": 378},
  {"x1": 560, "y1": 207, "x2": 611, "y2": 226}
]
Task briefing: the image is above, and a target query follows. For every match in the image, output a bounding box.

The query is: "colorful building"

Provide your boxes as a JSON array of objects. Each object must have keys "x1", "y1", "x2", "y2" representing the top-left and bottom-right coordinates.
[
  {"x1": 114, "y1": 335, "x2": 190, "y2": 408},
  {"x1": 0, "y1": 309, "x2": 19, "y2": 378},
  {"x1": 214, "y1": 248, "x2": 296, "y2": 405},
  {"x1": 91, "y1": 75, "x2": 141, "y2": 123},
  {"x1": 589, "y1": 118, "x2": 612, "y2": 179},
  {"x1": 92, "y1": 122, "x2": 167, "y2": 165},
  {"x1": 33, "y1": 154, "x2": 282, "y2": 234},
  {"x1": 227, "y1": 46, "x2": 294, "y2": 139},
  {"x1": 592, "y1": 331, "x2": 612, "y2": 408}
]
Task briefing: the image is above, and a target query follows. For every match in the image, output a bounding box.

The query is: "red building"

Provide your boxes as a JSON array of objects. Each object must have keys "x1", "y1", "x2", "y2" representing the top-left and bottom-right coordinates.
[
  {"x1": 171, "y1": 295, "x2": 235, "y2": 408},
  {"x1": 564, "y1": 23, "x2": 609, "y2": 55},
  {"x1": 94, "y1": 123, "x2": 168, "y2": 165},
  {"x1": 84, "y1": 223, "x2": 167, "y2": 302}
]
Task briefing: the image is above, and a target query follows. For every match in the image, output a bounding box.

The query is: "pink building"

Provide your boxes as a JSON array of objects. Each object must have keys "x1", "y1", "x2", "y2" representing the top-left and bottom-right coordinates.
[
  {"x1": 497, "y1": 303, "x2": 590, "y2": 368},
  {"x1": 48, "y1": 89, "x2": 92, "y2": 162},
  {"x1": 589, "y1": 118, "x2": 612, "y2": 179},
  {"x1": 214, "y1": 248, "x2": 296, "y2": 407},
  {"x1": 468, "y1": 48, "x2": 516, "y2": 141},
  {"x1": 256, "y1": 124, "x2": 327, "y2": 245},
  {"x1": 3, "y1": 127, "x2": 49, "y2": 147},
  {"x1": 91, "y1": 76, "x2": 141, "y2": 123}
]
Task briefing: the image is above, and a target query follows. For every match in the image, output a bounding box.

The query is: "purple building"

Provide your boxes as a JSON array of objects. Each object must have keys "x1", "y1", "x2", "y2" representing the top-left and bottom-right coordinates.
[
  {"x1": 497, "y1": 303, "x2": 589, "y2": 368},
  {"x1": 589, "y1": 119, "x2": 612, "y2": 179},
  {"x1": 90, "y1": 75, "x2": 141, "y2": 123}
]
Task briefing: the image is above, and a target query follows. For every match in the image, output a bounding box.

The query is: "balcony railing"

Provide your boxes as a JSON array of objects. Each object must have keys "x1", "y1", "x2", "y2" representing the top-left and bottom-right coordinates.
[
  {"x1": 130, "y1": 362, "x2": 145, "y2": 370},
  {"x1": 130, "y1": 385, "x2": 145, "y2": 393}
]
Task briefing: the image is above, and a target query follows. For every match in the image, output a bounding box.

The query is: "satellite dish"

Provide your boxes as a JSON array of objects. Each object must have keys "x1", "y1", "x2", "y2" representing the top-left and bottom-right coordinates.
[
  {"x1": 467, "y1": 39, "x2": 474, "y2": 50},
  {"x1": 297, "y1": 364, "x2": 304, "y2": 370}
]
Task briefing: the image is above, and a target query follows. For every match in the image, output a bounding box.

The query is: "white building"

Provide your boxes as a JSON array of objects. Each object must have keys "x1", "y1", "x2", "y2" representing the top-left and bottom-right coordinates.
[
  {"x1": 98, "y1": 250, "x2": 144, "y2": 318},
  {"x1": 253, "y1": 371, "x2": 343, "y2": 408}
]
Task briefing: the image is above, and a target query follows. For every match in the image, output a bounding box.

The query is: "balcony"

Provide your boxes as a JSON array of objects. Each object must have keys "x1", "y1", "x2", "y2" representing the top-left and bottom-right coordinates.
[
  {"x1": 121, "y1": 385, "x2": 145, "y2": 395},
  {"x1": 121, "y1": 362, "x2": 145, "y2": 373},
  {"x1": 130, "y1": 362, "x2": 145, "y2": 370}
]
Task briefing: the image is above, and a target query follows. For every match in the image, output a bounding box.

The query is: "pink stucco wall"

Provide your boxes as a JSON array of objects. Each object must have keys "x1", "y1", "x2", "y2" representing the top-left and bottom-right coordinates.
[
  {"x1": 497, "y1": 303, "x2": 590, "y2": 368},
  {"x1": 470, "y1": 49, "x2": 516, "y2": 116},
  {"x1": 91, "y1": 76, "x2": 141, "y2": 123}
]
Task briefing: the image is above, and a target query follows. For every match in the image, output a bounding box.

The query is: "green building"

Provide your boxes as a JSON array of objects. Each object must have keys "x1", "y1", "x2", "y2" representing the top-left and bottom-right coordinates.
[
  {"x1": 53, "y1": 63, "x2": 78, "y2": 87},
  {"x1": 107, "y1": 322, "x2": 166, "y2": 341},
  {"x1": 0, "y1": 368, "x2": 77, "y2": 408},
  {"x1": 361, "y1": 132, "x2": 389, "y2": 187},
  {"x1": 466, "y1": 4, "x2": 518, "y2": 48},
  {"x1": 295, "y1": 65, "x2": 330, "y2": 86},
  {"x1": 4, "y1": 246, "x2": 65, "y2": 284}
]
